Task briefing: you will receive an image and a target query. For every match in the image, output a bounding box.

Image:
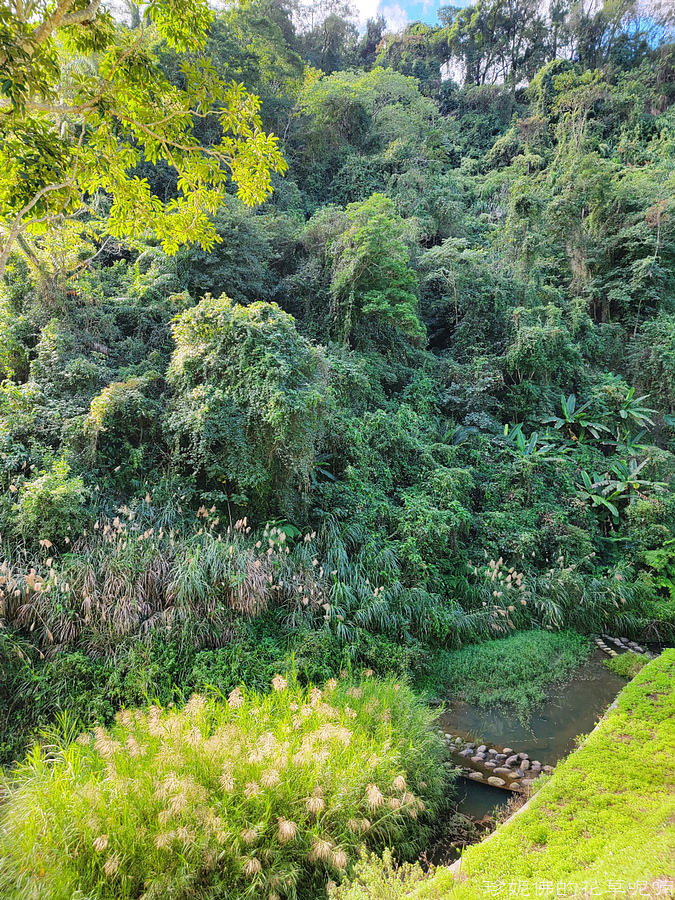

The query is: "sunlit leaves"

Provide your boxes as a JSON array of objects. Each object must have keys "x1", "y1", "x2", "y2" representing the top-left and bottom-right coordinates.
[{"x1": 0, "y1": 0, "x2": 288, "y2": 274}]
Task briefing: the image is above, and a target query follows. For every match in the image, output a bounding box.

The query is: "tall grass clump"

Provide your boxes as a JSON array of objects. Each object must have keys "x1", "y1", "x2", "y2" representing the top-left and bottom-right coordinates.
[{"x1": 0, "y1": 676, "x2": 449, "y2": 900}]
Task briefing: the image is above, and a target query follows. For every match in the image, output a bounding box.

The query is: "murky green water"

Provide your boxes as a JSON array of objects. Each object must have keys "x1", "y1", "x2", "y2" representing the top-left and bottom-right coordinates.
[
  {"x1": 455, "y1": 777, "x2": 510, "y2": 819},
  {"x1": 439, "y1": 650, "x2": 627, "y2": 822},
  {"x1": 439, "y1": 650, "x2": 627, "y2": 766}
]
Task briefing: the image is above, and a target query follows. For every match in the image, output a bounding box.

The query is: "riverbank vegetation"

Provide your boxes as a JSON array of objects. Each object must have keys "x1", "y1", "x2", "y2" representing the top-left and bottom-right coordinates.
[
  {"x1": 1, "y1": 0, "x2": 675, "y2": 893},
  {"x1": 332, "y1": 650, "x2": 675, "y2": 896},
  {"x1": 429, "y1": 630, "x2": 592, "y2": 717}
]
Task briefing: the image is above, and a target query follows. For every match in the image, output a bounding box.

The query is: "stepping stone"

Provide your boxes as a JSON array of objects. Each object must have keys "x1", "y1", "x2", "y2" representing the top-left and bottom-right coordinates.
[
  {"x1": 477, "y1": 745, "x2": 487, "y2": 754},
  {"x1": 484, "y1": 761, "x2": 497, "y2": 768},
  {"x1": 502, "y1": 748, "x2": 514, "y2": 756},
  {"x1": 517, "y1": 752, "x2": 529, "y2": 760},
  {"x1": 505, "y1": 755, "x2": 519, "y2": 766},
  {"x1": 459, "y1": 749, "x2": 473, "y2": 757},
  {"x1": 494, "y1": 767, "x2": 511, "y2": 775},
  {"x1": 467, "y1": 771, "x2": 483, "y2": 780},
  {"x1": 495, "y1": 753, "x2": 507, "y2": 762},
  {"x1": 487, "y1": 748, "x2": 498, "y2": 757},
  {"x1": 521, "y1": 760, "x2": 530, "y2": 770},
  {"x1": 543, "y1": 765, "x2": 554, "y2": 774},
  {"x1": 471, "y1": 755, "x2": 486, "y2": 763},
  {"x1": 514, "y1": 768, "x2": 525, "y2": 778},
  {"x1": 487, "y1": 777, "x2": 506, "y2": 787}
]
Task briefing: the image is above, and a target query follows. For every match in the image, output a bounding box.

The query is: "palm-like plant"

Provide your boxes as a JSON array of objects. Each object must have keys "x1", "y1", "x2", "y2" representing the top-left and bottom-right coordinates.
[
  {"x1": 542, "y1": 394, "x2": 608, "y2": 442},
  {"x1": 577, "y1": 458, "x2": 665, "y2": 526},
  {"x1": 617, "y1": 387, "x2": 656, "y2": 432},
  {"x1": 502, "y1": 423, "x2": 561, "y2": 460}
]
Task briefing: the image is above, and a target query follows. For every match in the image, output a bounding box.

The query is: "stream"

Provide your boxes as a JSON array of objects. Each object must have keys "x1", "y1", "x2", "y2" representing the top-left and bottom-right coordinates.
[{"x1": 438, "y1": 649, "x2": 628, "y2": 825}]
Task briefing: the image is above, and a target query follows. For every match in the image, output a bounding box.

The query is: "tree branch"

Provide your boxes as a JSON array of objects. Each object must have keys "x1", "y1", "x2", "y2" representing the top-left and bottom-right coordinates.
[{"x1": 0, "y1": 0, "x2": 101, "y2": 69}]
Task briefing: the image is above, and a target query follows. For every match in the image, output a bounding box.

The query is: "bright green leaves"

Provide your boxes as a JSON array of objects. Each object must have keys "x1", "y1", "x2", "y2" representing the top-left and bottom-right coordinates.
[
  {"x1": 576, "y1": 459, "x2": 665, "y2": 527},
  {"x1": 543, "y1": 394, "x2": 609, "y2": 442},
  {"x1": 328, "y1": 193, "x2": 425, "y2": 346},
  {"x1": 167, "y1": 296, "x2": 327, "y2": 511},
  {"x1": 0, "y1": 0, "x2": 288, "y2": 277},
  {"x1": 145, "y1": 0, "x2": 214, "y2": 52}
]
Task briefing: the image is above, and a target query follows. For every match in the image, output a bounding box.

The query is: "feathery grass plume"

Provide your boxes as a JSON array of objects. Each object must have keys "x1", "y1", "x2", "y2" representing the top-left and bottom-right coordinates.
[
  {"x1": 331, "y1": 849, "x2": 348, "y2": 870},
  {"x1": 0, "y1": 678, "x2": 449, "y2": 899},
  {"x1": 228, "y1": 687, "x2": 244, "y2": 709},
  {"x1": 277, "y1": 817, "x2": 298, "y2": 843},
  {"x1": 244, "y1": 857, "x2": 262, "y2": 877},
  {"x1": 272, "y1": 674, "x2": 288, "y2": 692},
  {"x1": 366, "y1": 783, "x2": 385, "y2": 810},
  {"x1": 310, "y1": 836, "x2": 334, "y2": 862}
]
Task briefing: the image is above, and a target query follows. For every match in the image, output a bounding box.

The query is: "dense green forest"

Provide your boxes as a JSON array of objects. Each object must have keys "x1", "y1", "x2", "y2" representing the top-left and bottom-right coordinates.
[
  {"x1": 1, "y1": 0, "x2": 675, "y2": 783},
  {"x1": 2, "y1": 0, "x2": 675, "y2": 895}
]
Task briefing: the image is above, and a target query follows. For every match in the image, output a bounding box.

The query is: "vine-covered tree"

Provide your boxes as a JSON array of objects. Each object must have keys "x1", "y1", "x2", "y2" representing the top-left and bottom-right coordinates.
[
  {"x1": 167, "y1": 296, "x2": 327, "y2": 510},
  {"x1": 328, "y1": 193, "x2": 425, "y2": 346}
]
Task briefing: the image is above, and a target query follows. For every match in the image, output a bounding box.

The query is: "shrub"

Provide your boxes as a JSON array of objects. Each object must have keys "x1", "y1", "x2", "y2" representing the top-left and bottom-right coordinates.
[
  {"x1": 0, "y1": 677, "x2": 449, "y2": 900},
  {"x1": 328, "y1": 848, "x2": 431, "y2": 899},
  {"x1": 13, "y1": 458, "x2": 87, "y2": 546},
  {"x1": 603, "y1": 652, "x2": 648, "y2": 679}
]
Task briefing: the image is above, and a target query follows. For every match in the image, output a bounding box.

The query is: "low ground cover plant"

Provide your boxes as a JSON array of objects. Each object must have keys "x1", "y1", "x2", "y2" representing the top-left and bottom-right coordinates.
[
  {"x1": 0, "y1": 676, "x2": 449, "y2": 900},
  {"x1": 603, "y1": 651, "x2": 648, "y2": 679},
  {"x1": 430, "y1": 630, "x2": 592, "y2": 718}
]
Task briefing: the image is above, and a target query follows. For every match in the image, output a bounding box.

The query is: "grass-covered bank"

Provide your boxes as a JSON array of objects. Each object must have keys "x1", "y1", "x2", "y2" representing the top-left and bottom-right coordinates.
[
  {"x1": 428, "y1": 630, "x2": 592, "y2": 718},
  {"x1": 336, "y1": 650, "x2": 675, "y2": 898}
]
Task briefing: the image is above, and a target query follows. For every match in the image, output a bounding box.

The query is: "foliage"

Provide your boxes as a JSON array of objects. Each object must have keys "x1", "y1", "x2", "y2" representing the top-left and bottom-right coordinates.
[
  {"x1": 329, "y1": 848, "x2": 432, "y2": 900},
  {"x1": 167, "y1": 295, "x2": 327, "y2": 511},
  {"x1": 603, "y1": 651, "x2": 647, "y2": 678},
  {"x1": 13, "y1": 457, "x2": 86, "y2": 547},
  {"x1": 0, "y1": 0, "x2": 287, "y2": 279},
  {"x1": 328, "y1": 194, "x2": 424, "y2": 346},
  {"x1": 0, "y1": 677, "x2": 450, "y2": 899},
  {"x1": 1, "y1": 0, "x2": 675, "y2": 851}
]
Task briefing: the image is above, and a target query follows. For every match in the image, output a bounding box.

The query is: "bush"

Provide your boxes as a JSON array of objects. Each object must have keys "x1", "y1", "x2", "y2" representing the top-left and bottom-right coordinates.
[
  {"x1": 0, "y1": 677, "x2": 450, "y2": 900},
  {"x1": 13, "y1": 458, "x2": 87, "y2": 546},
  {"x1": 328, "y1": 848, "x2": 431, "y2": 899},
  {"x1": 603, "y1": 652, "x2": 648, "y2": 679}
]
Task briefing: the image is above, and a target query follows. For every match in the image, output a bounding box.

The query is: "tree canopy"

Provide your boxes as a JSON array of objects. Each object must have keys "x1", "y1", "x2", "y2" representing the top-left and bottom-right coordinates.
[{"x1": 0, "y1": 0, "x2": 288, "y2": 278}]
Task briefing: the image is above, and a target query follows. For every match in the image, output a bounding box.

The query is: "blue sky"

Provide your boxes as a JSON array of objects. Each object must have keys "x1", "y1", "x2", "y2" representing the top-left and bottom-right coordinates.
[{"x1": 353, "y1": 0, "x2": 465, "y2": 32}]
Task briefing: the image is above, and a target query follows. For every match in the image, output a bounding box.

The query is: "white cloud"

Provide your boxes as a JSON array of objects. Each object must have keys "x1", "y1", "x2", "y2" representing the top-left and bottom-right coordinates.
[
  {"x1": 351, "y1": 0, "x2": 409, "y2": 31},
  {"x1": 381, "y1": 3, "x2": 408, "y2": 31}
]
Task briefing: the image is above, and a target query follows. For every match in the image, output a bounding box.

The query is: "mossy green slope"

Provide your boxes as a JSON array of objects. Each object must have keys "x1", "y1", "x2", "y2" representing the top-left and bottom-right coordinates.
[{"x1": 413, "y1": 650, "x2": 675, "y2": 897}]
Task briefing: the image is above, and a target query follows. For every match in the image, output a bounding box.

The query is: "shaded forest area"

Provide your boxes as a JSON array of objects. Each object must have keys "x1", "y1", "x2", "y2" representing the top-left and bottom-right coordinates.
[{"x1": 1, "y1": 0, "x2": 675, "y2": 764}]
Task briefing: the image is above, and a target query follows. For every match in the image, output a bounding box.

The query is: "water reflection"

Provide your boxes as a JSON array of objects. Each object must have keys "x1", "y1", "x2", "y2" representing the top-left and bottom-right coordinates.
[{"x1": 439, "y1": 650, "x2": 627, "y2": 765}]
